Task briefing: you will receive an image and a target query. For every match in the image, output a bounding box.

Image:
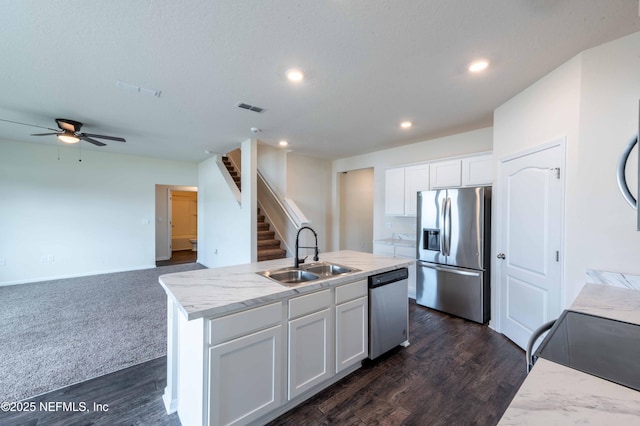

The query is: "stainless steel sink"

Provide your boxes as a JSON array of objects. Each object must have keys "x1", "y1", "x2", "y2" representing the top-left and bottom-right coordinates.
[
  {"x1": 301, "y1": 262, "x2": 360, "y2": 277},
  {"x1": 257, "y1": 262, "x2": 360, "y2": 285},
  {"x1": 257, "y1": 269, "x2": 320, "y2": 285}
]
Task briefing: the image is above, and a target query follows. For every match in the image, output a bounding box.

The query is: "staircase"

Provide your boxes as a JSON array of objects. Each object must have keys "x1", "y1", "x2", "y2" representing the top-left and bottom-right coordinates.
[
  {"x1": 222, "y1": 156, "x2": 241, "y2": 190},
  {"x1": 257, "y1": 208, "x2": 286, "y2": 261},
  {"x1": 221, "y1": 156, "x2": 287, "y2": 261}
]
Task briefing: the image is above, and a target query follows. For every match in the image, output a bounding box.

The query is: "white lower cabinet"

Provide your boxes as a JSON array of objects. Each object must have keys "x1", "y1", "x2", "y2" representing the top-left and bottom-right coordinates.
[
  {"x1": 336, "y1": 296, "x2": 368, "y2": 372},
  {"x1": 208, "y1": 325, "x2": 282, "y2": 426},
  {"x1": 288, "y1": 308, "x2": 332, "y2": 399},
  {"x1": 201, "y1": 282, "x2": 369, "y2": 426}
]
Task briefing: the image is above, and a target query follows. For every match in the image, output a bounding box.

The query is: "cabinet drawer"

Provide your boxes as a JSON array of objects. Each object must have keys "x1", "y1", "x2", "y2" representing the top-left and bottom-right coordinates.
[
  {"x1": 209, "y1": 302, "x2": 282, "y2": 346},
  {"x1": 335, "y1": 279, "x2": 368, "y2": 305},
  {"x1": 289, "y1": 289, "x2": 332, "y2": 320}
]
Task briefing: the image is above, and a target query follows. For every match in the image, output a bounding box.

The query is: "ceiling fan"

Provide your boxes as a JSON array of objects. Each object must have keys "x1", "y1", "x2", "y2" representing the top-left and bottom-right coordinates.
[{"x1": 29, "y1": 118, "x2": 126, "y2": 146}]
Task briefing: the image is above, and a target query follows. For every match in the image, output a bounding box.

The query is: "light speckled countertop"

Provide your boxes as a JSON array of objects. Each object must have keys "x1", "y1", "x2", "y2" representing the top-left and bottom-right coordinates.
[
  {"x1": 374, "y1": 233, "x2": 416, "y2": 247},
  {"x1": 159, "y1": 250, "x2": 412, "y2": 320},
  {"x1": 498, "y1": 284, "x2": 640, "y2": 424}
]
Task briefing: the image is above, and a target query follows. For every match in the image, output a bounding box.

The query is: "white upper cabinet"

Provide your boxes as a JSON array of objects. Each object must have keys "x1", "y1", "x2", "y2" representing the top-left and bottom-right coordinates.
[
  {"x1": 385, "y1": 164, "x2": 429, "y2": 216},
  {"x1": 384, "y1": 168, "x2": 406, "y2": 216},
  {"x1": 385, "y1": 154, "x2": 492, "y2": 215},
  {"x1": 429, "y1": 159, "x2": 462, "y2": 189},
  {"x1": 404, "y1": 164, "x2": 430, "y2": 216},
  {"x1": 461, "y1": 154, "x2": 493, "y2": 186}
]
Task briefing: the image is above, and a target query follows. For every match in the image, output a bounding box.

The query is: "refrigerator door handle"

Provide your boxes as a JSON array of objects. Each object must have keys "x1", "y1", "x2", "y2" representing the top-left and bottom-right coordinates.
[
  {"x1": 440, "y1": 197, "x2": 447, "y2": 255},
  {"x1": 443, "y1": 197, "x2": 452, "y2": 256},
  {"x1": 417, "y1": 261, "x2": 481, "y2": 277}
]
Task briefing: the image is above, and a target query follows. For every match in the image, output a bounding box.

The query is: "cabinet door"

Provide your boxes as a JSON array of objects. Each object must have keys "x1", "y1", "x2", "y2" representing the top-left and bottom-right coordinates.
[
  {"x1": 429, "y1": 160, "x2": 462, "y2": 188},
  {"x1": 385, "y1": 168, "x2": 406, "y2": 215},
  {"x1": 336, "y1": 296, "x2": 368, "y2": 373},
  {"x1": 288, "y1": 308, "x2": 333, "y2": 399},
  {"x1": 404, "y1": 164, "x2": 430, "y2": 216},
  {"x1": 209, "y1": 325, "x2": 283, "y2": 426},
  {"x1": 461, "y1": 154, "x2": 493, "y2": 186}
]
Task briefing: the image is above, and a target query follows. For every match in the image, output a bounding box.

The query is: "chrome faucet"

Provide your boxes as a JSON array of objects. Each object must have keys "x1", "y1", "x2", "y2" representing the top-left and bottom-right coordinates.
[{"x1": 294, "y1": 226, "x2": 319, "y2": 268}]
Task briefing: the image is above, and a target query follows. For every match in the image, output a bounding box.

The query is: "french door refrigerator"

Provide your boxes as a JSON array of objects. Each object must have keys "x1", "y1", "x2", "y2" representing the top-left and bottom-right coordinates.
[{"x1": 416, "y1": 186, "x2": 491, "y2": 324}]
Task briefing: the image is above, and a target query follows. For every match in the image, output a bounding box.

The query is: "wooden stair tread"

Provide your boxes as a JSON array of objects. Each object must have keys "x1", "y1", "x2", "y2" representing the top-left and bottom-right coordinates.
[
  {"x1": 258, "y1": 239, "x2": 281, "y2": 248},
  {"x1": 258, "y1": 248, "x2": 287, "y2": 261},
  {"x1": 257, "y1": 230, "x2": 275, "y2": 240}
]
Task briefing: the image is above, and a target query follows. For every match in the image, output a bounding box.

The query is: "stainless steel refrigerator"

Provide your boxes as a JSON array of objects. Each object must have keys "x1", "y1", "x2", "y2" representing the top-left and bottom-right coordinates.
[{"x1": 416, "y1": 187, "x2": 491, "y2": 324}]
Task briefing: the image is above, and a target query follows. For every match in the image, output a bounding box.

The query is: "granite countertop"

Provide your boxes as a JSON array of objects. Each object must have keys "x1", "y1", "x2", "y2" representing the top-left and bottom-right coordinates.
[
  {"x1": 498, "y1": 284, "x2": 640, "y2": 424},
  {"x1": 159, "y1": 250, "x2": 412, "y2": 321}
]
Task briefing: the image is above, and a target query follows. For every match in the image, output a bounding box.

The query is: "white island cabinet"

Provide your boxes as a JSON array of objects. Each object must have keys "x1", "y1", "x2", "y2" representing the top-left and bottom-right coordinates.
[
  {"x1": 335, "y1": 279, "x2": 368, "y2": 373},
  {"x1": 208, "y1": 303, "x2": 283, "y2": 426},
  {"x1": 287, "y1": 289, "x2": 333, "y2": 399},
  {"x1": 159, "y1": 250, "x2": 412, "y2": 426}
]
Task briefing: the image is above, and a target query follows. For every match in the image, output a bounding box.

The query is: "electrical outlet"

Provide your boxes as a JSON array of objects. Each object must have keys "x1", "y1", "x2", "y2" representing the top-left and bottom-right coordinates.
[
  {"x1": 47, "y1": 255, "x2": 55, "y2": 263},
  {"x1": 385, "y1": 222, "x2": 392, "y2": 229},
  {"x1": 41, "y1": 256, "x2": 48, "y2": 263},
  {"x1": 0, "y1": 258, "x2": 6, "y2": 266}
]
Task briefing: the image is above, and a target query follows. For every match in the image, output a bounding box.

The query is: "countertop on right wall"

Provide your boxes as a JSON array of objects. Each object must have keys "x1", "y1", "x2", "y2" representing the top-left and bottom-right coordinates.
[{"x1": 498, "y1": 284, "x2": 640, "y2": 424}]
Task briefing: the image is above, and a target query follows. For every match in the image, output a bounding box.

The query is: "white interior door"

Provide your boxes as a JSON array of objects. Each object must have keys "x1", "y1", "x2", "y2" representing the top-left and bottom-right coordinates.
[{"x1": 497, "y1": 143, "x2": 563, "y2": 349}]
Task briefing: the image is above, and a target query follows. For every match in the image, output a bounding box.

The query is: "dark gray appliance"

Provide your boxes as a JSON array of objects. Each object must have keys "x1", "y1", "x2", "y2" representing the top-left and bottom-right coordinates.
[
  {"x1": 368, "y1": 268, "x2": 409, "y2": 359},
  {"x1": 416, "y1": 187, "x2": 491, "y2": 323},
  {"x1": 535, "y1": 310, "x2": 640, "y2": 391}
]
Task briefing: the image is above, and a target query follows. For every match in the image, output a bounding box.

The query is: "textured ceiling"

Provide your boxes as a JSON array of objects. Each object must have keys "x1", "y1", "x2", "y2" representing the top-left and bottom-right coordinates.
[{"x1": 0, "y1": 0, "x2": 639, "y2": 162}]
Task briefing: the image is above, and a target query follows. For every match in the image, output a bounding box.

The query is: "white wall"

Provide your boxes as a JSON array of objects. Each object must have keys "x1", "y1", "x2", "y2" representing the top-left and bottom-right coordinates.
[
  {"x1": 286, "y1": 153, "x2": 333, "y2": 253},
  {"x1": 197, "y1": 140, "x2": 256, "y2": 268},
  {"x1": 573, "y1": 32, "x2": 640, "y2": 298},
  {"x1": 257, "y1": 143, "x2": 287, "y2": 197},
  {"x1": 493, "y1": 31, "x2": 640, "y2": 305},
  {"x1": 331, "y1": 127, "x2": 493, "y2": 250},
  {"x1": 0, "y1": 140, "x2": 197, "y2": 284}
]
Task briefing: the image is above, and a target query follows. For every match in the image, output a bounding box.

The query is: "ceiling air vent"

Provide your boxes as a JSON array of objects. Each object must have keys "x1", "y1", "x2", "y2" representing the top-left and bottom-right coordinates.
[{"x1": 236, "y1": 102, "x2": 265, "y2": 113}]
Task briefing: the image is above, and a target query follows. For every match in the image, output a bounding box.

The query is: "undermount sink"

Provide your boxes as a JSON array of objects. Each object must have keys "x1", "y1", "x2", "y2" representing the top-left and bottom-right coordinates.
[
  {"x1": 258, "y1": 269, "x2": 320, "y2": 285},
  {"x1": 301, "y1": 262, "x2": 360, "y2": 277},
  {"x1": 257, "y1": 262, "x2": 360, "y2": 286}
]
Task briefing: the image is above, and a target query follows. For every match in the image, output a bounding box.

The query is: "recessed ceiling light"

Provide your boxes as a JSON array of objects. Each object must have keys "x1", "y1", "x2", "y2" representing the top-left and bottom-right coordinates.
[
  {"x1": 279, "y1": 140, "x2": 289, "y2": 147},
  {"x1": 286, "y1": 69, "x2": 304, "y2": 82},
  {"x1": 400, "y1": 121, "x2": 412, "y2": 129},
  {"x1": 468, "y1": 60, "x2": 489, "y2": 73}
]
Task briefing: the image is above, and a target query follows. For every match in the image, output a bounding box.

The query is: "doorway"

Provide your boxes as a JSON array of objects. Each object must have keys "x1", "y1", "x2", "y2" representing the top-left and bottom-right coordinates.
[
  {"x1": 155, "y1": 185, "x2": 198, "y2": 266},
  {"x1": 495, "y1": 141, "x2": 564, "y2": 349},
  {"x1": 339, "y1": 168, "x2": 374, "y2": 252}
]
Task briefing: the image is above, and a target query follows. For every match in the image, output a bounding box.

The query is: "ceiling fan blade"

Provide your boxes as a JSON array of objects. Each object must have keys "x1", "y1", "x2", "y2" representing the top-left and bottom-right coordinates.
[
  {"x1": 80, "y1": 136, "x2": 106, "y2": 146},
  {"x1": 31, "y1": 132, "x2": 60, "y2": 136},
  {"x1": 81, "y1": 133, "x2": 126, "y2": 142},
  {"x1": 0, "y1": 118, "x2": 58, "y2": 131}
]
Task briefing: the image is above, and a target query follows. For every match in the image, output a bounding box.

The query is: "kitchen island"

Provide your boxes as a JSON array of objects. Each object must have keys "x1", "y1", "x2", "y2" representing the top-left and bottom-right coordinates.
[
  {"x1": 498, "y1": 284, "x2": 640, "y2": 424},
  {"x1": 159, "y1": 250, "x2": 412, "y2": 426}
]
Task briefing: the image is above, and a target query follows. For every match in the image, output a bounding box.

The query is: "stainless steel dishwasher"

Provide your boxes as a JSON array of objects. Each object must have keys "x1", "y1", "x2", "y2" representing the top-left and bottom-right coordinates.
[{"x1": 368, "y1": 267, "x2": 409, "y2": 359}]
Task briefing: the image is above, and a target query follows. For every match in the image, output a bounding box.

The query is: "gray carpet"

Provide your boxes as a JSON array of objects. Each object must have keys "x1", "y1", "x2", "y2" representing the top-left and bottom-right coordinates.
[{"x1": 0, "y1": 263, "x2": 205, "y2": 402}]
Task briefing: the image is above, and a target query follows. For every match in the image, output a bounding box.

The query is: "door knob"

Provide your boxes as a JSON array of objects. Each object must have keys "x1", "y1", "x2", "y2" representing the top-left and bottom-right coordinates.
[{"x1": 497, "y1": 253, "x2": 506, "y2": 259}]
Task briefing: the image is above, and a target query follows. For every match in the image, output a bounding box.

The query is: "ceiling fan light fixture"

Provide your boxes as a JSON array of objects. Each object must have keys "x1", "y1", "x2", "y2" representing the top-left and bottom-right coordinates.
[{"x1": 57, "y1": 132, "x2": 80, "y2": 144}]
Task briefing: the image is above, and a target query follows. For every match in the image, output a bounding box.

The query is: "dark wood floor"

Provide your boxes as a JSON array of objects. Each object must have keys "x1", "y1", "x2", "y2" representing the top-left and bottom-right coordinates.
[
  {"x1": 0, "y1": 302, "x2": 526, "y2": 426},
  {"x1": 269, "y1": 301, "x2": 526, "y2": 425},
  {"x1": 156, "y1": 250, "x2": 197, "y2": 267}
]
